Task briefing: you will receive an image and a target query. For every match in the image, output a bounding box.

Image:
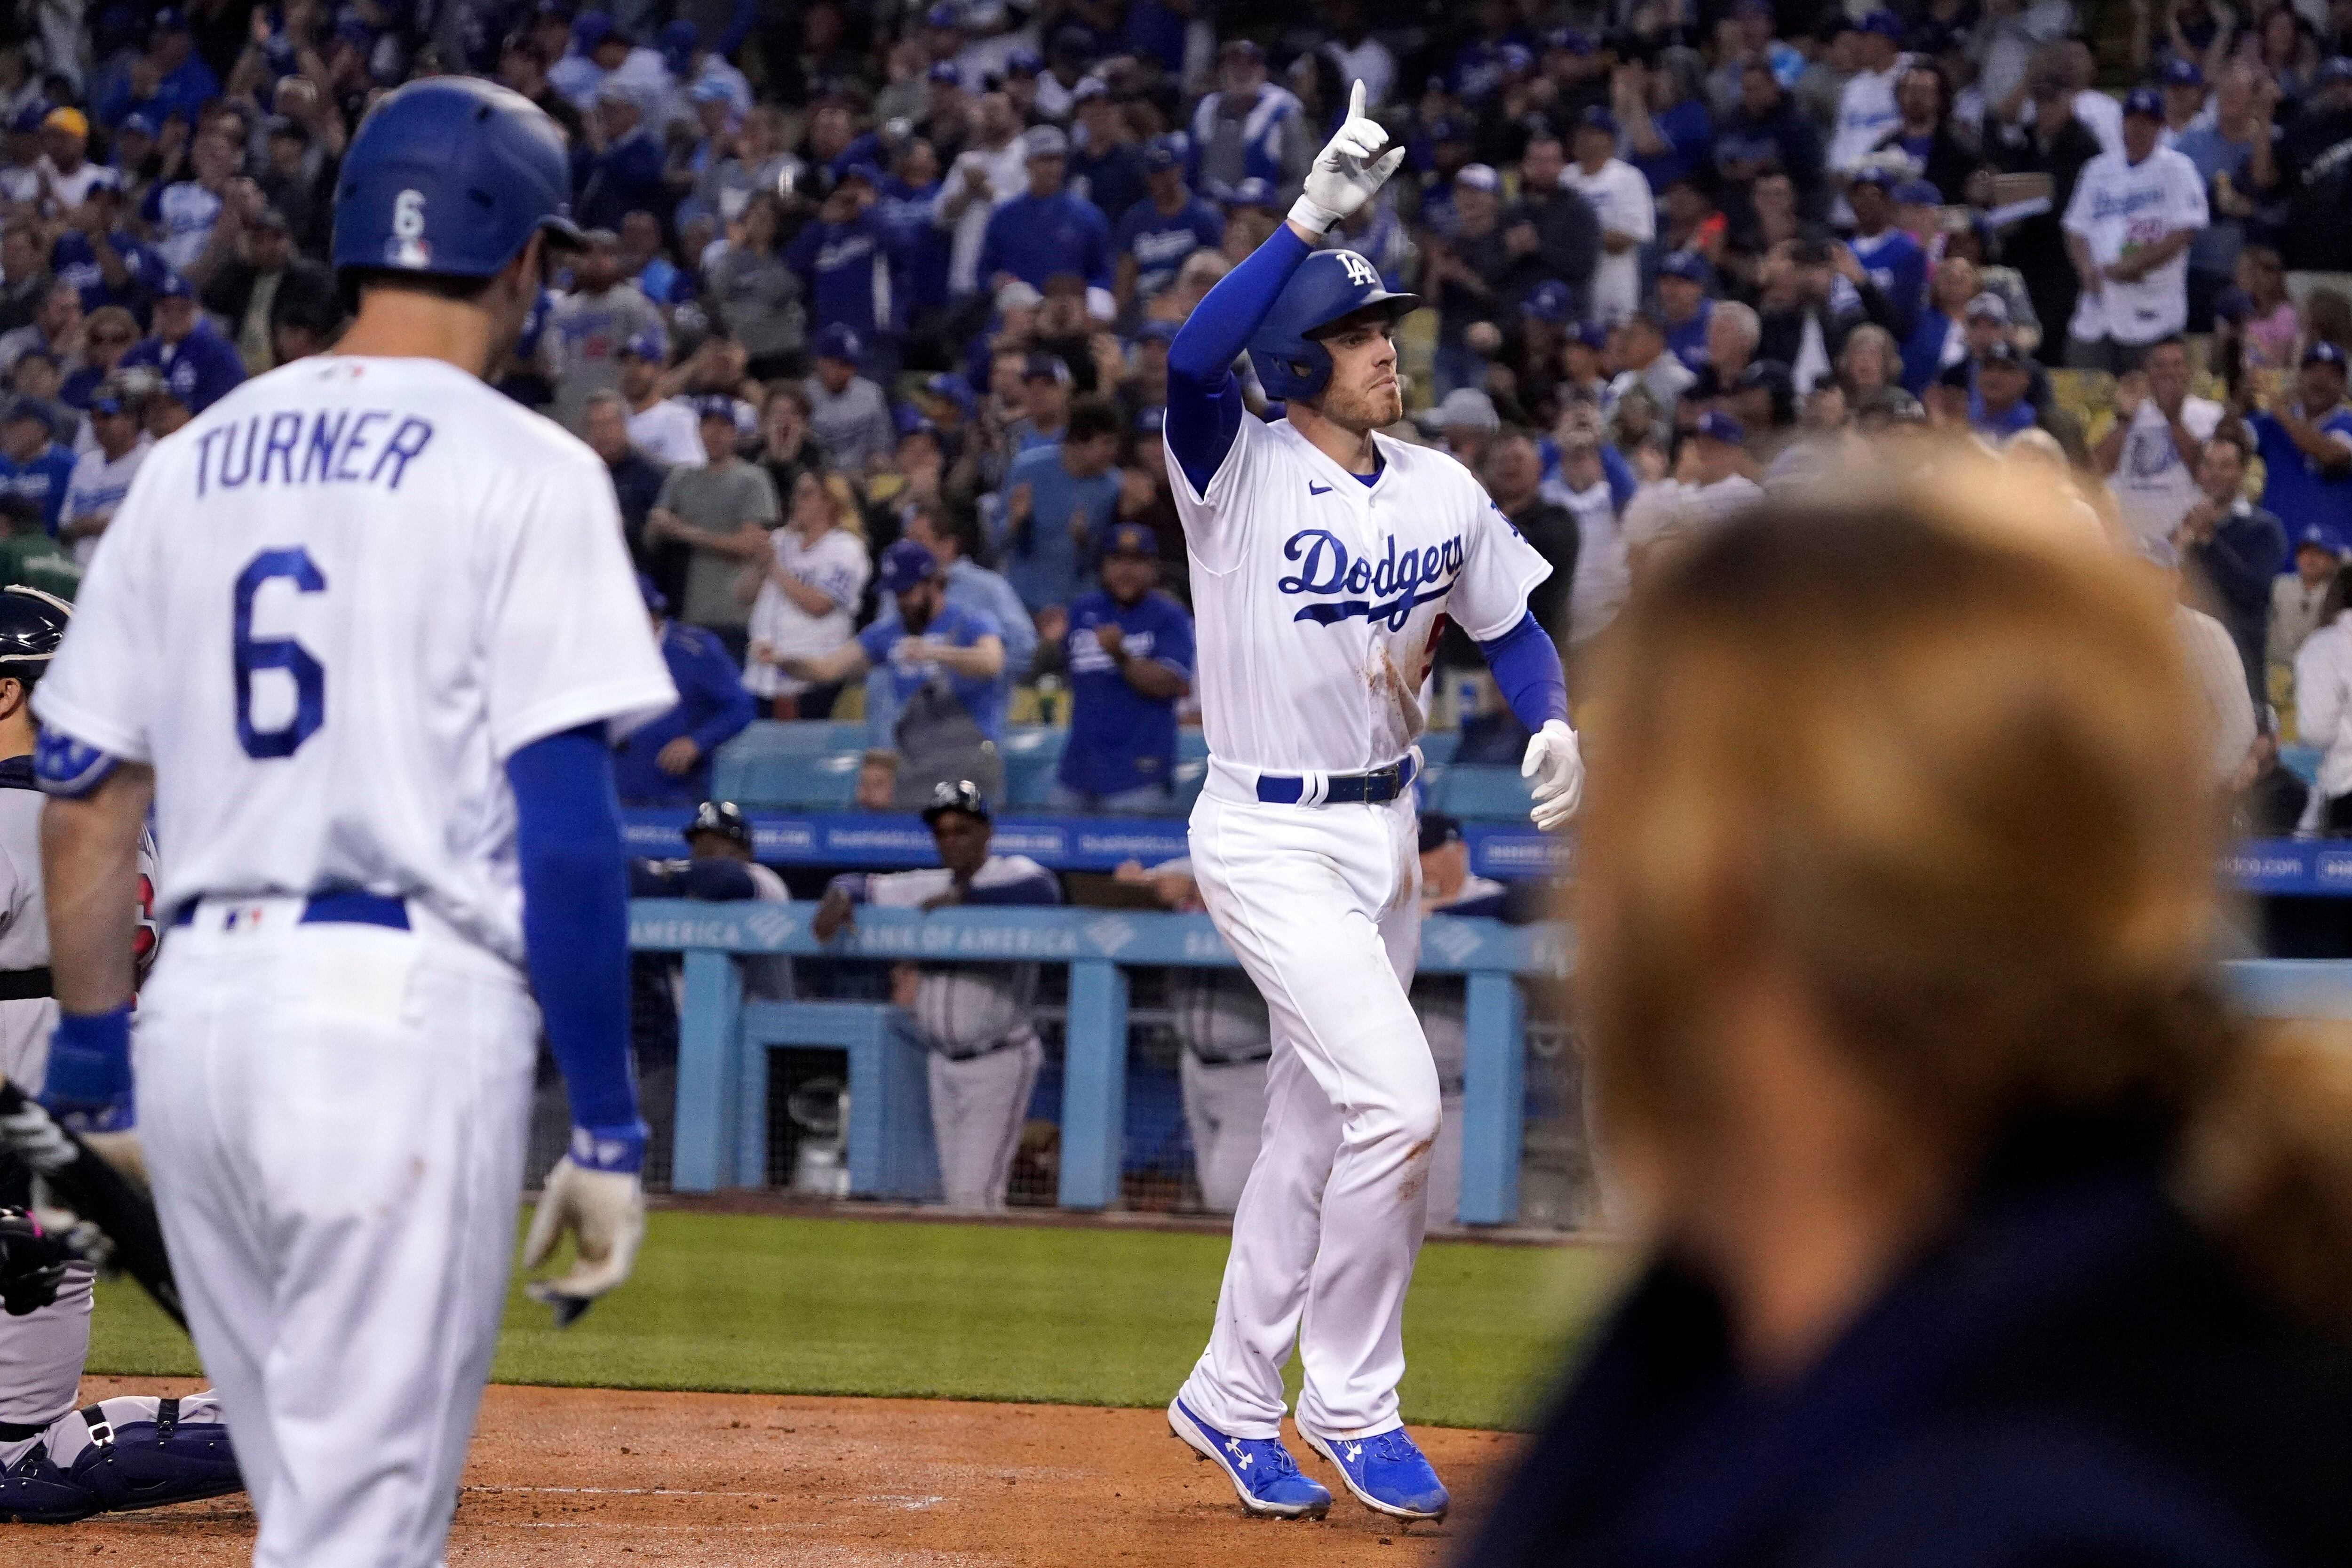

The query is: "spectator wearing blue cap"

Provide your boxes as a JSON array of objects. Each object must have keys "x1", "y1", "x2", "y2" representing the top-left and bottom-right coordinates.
[
  {"x1": 613, "y1": 574, "x2": 756, "y2": 809},
  {"x1": 2271, "y1": 525, "x2": 2342, "y2": 675},
  {"x1": 1001, "y1": 394, "x2": 1121, "y2": 614},
  {"x1": 56, "y1": 380, "x2": 149, "y2": 565},
  {"x1": 788, "y1": 537, "x2": 1013, "y2": 808},
  {"x1": 1828, "y1": 12, "x2": 1907, "y2": 178},
  {"x1": 1113, "y1": 136, "x2": 1225, "y2": 315},
  {"x1": 544, "y1": 229, "x2": 666, "y2": 429},
  {"x1": 0, "y1": 396, "x2": 73, "y2": 539},
  {"x1": 2172, "y1": 65, "x2": 2279, "y2": 329},
  {"x1": 1566, "y1": 107, "x2": 1654, "y2": 326},
  {"x1": 916, "y1": 58, "x2": 974, "y2": 162},
  {"x1": 978, "y1": 126, "x2": 1115, "y2": 320},
  {"x1": 2276, "y1": 55, "x2": 2352, "y2": 274},
  {"x1": 1869, "y1": 61, "x2": 1976, "y2": 203},
  {"x1": 2060, "y1": 87, "x2": 2209, "y2": 372},
  {"x1": 119, "y1": 271, "x2": 245, "y2": 415},
  {"x1": 786, "y1": 164, "x2": 912, "y2": 382},
  {"x1": 575, "y1": 78, "x2": 671, "y2": 233},
  {"x1": 660, "y1": 18, "x2": 749, "y2": 119},
  {"x1": 1503, "y1": 133, "x2": 1599, "y2": 324},
  {"x1": 1068, "y1": 80, "x2": 1146, "y2": 229},
  {"x1": 802, "y1": 323, "x2": 895, "y2": 472},
  {"x1": 873, "y1": 137, "x2": 956, "y2": 346},
  {"x1": 2158, "y1": 56, "x2": 2210, "y2": 140},
  {"x1": 94, "y1": 9, "x2": 219, "y2": 134},
  {"x1": 1188, "y1": 38, "x2": 1312, "y2": 199},
  {"x1": 1049, "y1": 522, "x2": 1194, "y2": 813},
  {"x1": 644, "y1": 397, "x2": 782, "y2": 652},
  {"x1": 1656, "y1": 251, "x2": 1715, "y2": 376},
  {"x1": 1845, "y1": 167, "x2": 1927, "y2": 341},
  {"x1": 2248, "y1": 342, "x2": 2352, "y2": 557}
]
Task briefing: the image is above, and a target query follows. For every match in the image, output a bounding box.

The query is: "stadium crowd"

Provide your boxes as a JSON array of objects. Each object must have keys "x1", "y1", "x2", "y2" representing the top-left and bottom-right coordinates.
[{"x1": 0, "y1": 0, "x2": 2342, "y2": 836}]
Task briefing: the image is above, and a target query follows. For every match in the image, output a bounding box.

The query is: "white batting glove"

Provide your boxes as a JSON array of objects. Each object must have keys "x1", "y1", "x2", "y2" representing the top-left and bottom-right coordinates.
[
  {"x1": 1290, "y1": 80, "x2": 1407, "y2": 236},
  {"x1": 521, "y1": 1150, "x2": 645, "y2": 1327},
  {"x1": 1522, "y1": 719, "x2": 1585, "y2": 832}
]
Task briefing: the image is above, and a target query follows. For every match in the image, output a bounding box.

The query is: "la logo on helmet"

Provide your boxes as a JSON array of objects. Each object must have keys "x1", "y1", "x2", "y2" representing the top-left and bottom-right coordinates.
[{"x1": 1338, "y1": 253, "x2": 1378, "y2": 288}]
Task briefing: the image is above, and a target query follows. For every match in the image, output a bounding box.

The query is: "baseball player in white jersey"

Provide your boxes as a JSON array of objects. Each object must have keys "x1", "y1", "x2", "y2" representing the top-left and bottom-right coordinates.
[
  {"x1": 0, "y1": 585, "x2": 241, "y2": 1525},
  {"x1": 27, "y1": 79, "x2": 675, "y2": 1567},
  {"x1": 1159, "y1": 85, "x2": 1584, "y2": 1522}
]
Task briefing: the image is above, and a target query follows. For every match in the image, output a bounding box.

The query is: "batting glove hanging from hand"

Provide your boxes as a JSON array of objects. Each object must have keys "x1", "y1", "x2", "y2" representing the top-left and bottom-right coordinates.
[
  {"x1": 1290, "y1": 80, "x2": 1407, "y2": 236},
  {"x1": 1522, "y1": 719, "x2": 1585, "y2": 832},
  {"x1": 522, "y1": 1130, "x2": 647, "y2": 1328}
]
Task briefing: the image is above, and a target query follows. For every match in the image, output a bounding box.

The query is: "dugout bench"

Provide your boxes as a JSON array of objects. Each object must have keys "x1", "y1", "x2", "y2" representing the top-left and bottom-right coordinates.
[{"x1": 628, "y1": 899, "x2": 2352, "y2": 1227}]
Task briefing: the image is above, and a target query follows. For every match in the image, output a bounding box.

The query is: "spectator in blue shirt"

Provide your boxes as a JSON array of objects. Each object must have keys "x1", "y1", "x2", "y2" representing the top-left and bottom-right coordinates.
[
  {"x1": 1114, "y1": 138, "x2": 1224, "y2": 315},
  {"x1": 612, "y1": 576, "x2": 757, "y2": 808},
  {"x1": 977, "y1": 125, "x2": 1114, "y2": 321},
  {"x1": 0, "y1": 398, "x2": 75, "y2": 535},
  {"x1": 861, "y1": 499, "x2": 1037, "y2": 745},
  {"x1": 785, "y1": 165, "x2": 908, "y2": 382},
  {"x1": 2249, "y1": 342, "x2": 2352, "y2": 555},
  {"x1": 876, "y1": 138, "x2": 952, "y2": 329},
  {"x1": 1001, "y1": 395, "x2": 1122, "y2": 613},
  {"x1": 1051, "y1": 523, "x2": 1194, "y2": 813},
  {"x1": 1845, "y1": 168, "x2": 1927, "y2": 342},
  {"x1": 778, "y1": 539, "x2": 1011, "y2": 808},
  {"x1": 1619, "y1": 48, "x2": 1716, "y2": 199},
  {"x1": 95, "y1": 9, "x2": 220, "y2": 133},
  {"x1": 119, "y1": 271, "x2": 245, "y2": 414},
  {"x1": 576, "y1": 83, "x2": 669, "y2": 234},
  {"x1": 1068, "y1": 81, "x2": 1147, "y2": 227},
  {"x1": 1656, "y1": 251, "x2": 1714, "y2": 375}
]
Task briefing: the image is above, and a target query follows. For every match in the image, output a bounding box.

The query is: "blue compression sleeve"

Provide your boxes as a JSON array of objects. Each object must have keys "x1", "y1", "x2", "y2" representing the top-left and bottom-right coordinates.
[
  {"x1": 508, "y1": 724, "x2": 644, "y2": 1169},
  {"x1": 1165, "y1": 224, "x2": 1315, "y2": 495},
  {"x1": 1599, "y1": 443, "x2": 1637, "y2": 514},
  {"x1": 1477, "y1": 613, "x2": 1570, "y2": 731}
]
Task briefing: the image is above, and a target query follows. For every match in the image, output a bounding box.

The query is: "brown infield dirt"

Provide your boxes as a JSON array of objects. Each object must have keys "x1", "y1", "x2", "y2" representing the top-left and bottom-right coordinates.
[{"x1": 35, "y1": 1376, "x2": 1525, "y2": 1565}]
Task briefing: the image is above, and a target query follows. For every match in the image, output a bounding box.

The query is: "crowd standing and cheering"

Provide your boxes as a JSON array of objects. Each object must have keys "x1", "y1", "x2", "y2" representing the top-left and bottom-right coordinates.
[{"x1": 0, "y1": 0, "x2": 2343, "y2": 831}]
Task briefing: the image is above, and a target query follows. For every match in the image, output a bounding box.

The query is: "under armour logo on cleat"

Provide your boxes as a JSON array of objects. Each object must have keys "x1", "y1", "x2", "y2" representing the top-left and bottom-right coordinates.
[
  {"x1": 1239, "y1": 1453, "x2": 1253, "y2": 1469},
  {"x1": 1226, "y1": 1438, "x2": 1241, "y2": 1454},
  {"x1": 1308, "y1": 482, "x2": 1333, "y2": 495},
  {"x1": 1345, "y1": 1443, "x2": 1364, "y2": 1462}
]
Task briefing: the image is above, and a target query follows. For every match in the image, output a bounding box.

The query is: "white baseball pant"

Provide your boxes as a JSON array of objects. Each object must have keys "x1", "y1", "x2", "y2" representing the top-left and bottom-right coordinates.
[
  {"x1": 927, "y1": 1031, "x2": 1041, "y2": 1210},
  {"x1": 1179, "y1": 1051, "x2": 1269, "y2": 1214},
  {"x1": 134, "y1": 898, "x2": 539, "y2": 1568},
  {"x1": 1177, "y1": 769, "x2": 1435, "y2": 1441}
]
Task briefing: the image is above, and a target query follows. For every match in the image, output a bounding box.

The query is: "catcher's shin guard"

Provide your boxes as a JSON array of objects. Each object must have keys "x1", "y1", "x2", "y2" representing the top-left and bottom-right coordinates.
[
  {"x1": 64, "y1": 1394, "x2": 243, "y2": 1512},
  {"x1": 0, "y1": 1429, "x2": 97, "y2": 1523}
]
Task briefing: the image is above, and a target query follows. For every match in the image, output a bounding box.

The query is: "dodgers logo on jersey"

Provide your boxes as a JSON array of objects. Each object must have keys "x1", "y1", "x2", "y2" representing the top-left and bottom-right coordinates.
[{"x1": 1278, "y1": 528, "x2": 1463, "y2": 630}]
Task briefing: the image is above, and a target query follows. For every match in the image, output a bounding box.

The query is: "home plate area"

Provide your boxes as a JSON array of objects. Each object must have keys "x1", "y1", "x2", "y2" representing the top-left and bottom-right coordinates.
[{"x1": 39, "y1": 1378, "x2": 1522, "y2": 1564}]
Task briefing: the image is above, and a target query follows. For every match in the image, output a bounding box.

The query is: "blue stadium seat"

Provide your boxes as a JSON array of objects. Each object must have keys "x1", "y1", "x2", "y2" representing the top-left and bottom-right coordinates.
[
  {"x1": 2282, "y1": 745, "x2": 2322, "y2": 787},
  {"x1": 1433, "y1": 764, "x2": 1535, "y2": 822},
  {"x1": 1001, "y1": 725, "x2": 1068, "y2": 808},
  {"x1": 1416, "y1": 732, "x2": 1460, "y2": 766}
]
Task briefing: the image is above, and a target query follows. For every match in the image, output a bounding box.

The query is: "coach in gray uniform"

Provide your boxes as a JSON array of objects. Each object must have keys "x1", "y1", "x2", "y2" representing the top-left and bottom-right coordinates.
[
  {"x1": 813, "y1": 781, "x2": 1061, "y2": 1209},
  {"x1": 1117, "y1": 856, "x2": 1272, "y2": 1214}
]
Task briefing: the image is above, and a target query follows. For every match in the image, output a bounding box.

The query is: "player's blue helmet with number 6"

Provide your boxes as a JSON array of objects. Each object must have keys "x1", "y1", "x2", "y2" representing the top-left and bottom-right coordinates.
[
  {"x1": 1247, "y1": 249, "x2": 1422, "y2": 402},
  {"x1": 331, "y1": 76, "x2": 581, "y2": 281}
]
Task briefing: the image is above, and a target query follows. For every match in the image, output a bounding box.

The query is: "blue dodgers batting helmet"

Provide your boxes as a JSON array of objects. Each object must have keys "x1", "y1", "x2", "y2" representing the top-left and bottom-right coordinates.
[
  {"x1": 332, "y1": 76, "x2": 580, "y2": 281},
  {"x1": 1247, "y1": 249, "x2": 1421, "y2": 402}
]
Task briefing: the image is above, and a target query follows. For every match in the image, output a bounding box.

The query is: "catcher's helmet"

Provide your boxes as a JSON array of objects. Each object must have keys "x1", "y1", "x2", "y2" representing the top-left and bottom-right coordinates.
[
  {"x1": 332, "y1": 76, "x2": 580, "y2": 281},
  {"x1": 0, "y1": 585, "x2": 70, "y2": 686},
  {"x1": 1247, "y1": 249, "x2": 1421, "y2": 403},
  {"x1": 920, "y1": 779, "x2": 991, "y2": 825},
  {"x1": 684, "y1": 799, "x2": 753, "y2": 848}
]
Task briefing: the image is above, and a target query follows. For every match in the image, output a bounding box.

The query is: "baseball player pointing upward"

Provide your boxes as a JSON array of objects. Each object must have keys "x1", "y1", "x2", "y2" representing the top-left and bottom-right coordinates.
[
  {"x1": 30, "y1": 78, "x2": 675, "y2": 1566},
  {"x1": 1163, "y1": 84, "x2": 1582, "y2": 1522}
]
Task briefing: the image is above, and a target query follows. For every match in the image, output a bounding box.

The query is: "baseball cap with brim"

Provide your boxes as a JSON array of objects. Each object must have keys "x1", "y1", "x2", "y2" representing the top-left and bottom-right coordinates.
[
  {"x1": 616, "y1": 328, "x2": 663, "y2": 361},
  {"x1": 1142, "y1": 136, "x2": 1181, "y2": 172},
  {"x1": 813, "y1": 323, "x2": 862, "y2": 363},
  {"x1": 1859, "y1": 11, "x2": 1904, "y2": 38},
  {"x1": 1455, "y1": 163, "x2": 1501, "y2": 193},
  {"x1": 1022, "y1": 353, "x2": 1073, "y2": 384},
  {"x1": 2305, "y1": 341, "x2": 2349, "y2": 370},
  {"x1": 2122, "y1": 86, "x2": 2165, "y2": 119},
  {"x1": 695, "y1": 395, "x2": 737, "y2": 424},
  {"x1": 1847, "y1": 165, "x2": 1895, "y2": 193},
  {"x1": 895, "y1": 404, "x2": 936, "y2": 438},
  {"x1": 924, "y1": 372, "x2": 978, "y2": 414},
  {"x1": 1422, "y1": 388, "x2": 1500, "y2": 433},
  {"x1": 689, "y1": 77, "x2": 734, "y2": 104},
  {"x1": 153, "y1": 271, "x2": 194, "y2": 300},
  {"x1": 121, "y1": 111, "x2": 159, "y2": 137},
  {"x1": 994, "y1": 279, "x2": 1043, "y2": 312},
  {"x1": 87, "y1": 389, "x2": 133, "y2": 418},
  {"x1": 1572, "y1": 322, "x2": 1609, "y2": 351},
  {"x1": 1004, "y1": 48, "x2": 1043, "y2": 77},
  {"x1": 2161, "y1": 57, "x2": 2204, "y2": 87},
  {"x1": 1977, "y1": 340, "x2": 2029, "y2": 368},
  {"x1": 1693, "y1": 410, "x2": 1744, "y2": 444},
  {"x1": 1578, "y1": 106, "x2": 1617, "y2": 137},
  {"x1": 840, "y1": 160, "x2": 883, "y2": 188},
  {"x1": 1522, "y1": 279, "x2": 1574, "y2": 323},
  {"x1": 43, "y1": 107, "x2": 86, "y2": 139},
  {"x1": 1073, "y1": 78, "x2": 1110, "y2": 104},
  {"x1": 878, "y1": 537, "x2": 939, "y2": 594},
  {"x1": 1892, "y1": 179, "x2": 1941, "y2": 206},
  {"x1": 1102, "y1": 521, "x2": 1157, "y2": 558},
  {"x1": 2316, "y1": 56, "x2": 2352, "y2": 86},
  {"x1": 2298, "y1": 526, "x2": 2337, "y2": 555},
  {"x1": 1657, "y1": 250, "x2": 1710, "y2": 285},
  {"x1": 1965, "y1": 291, "x2": 2010, "y2": 322},
  {"x1": 1226, "y1": 176, "x2": 1278, "y2": 210},
  {"x1": 927, "y1": 60, "x2": 962, "y2": 85},
  {"x1": 1024, "y1": 124, "x2": 1068, "y2": 159}
]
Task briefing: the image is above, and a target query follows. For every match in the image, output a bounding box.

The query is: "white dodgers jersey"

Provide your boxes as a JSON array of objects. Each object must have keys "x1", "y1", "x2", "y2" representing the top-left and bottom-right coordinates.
[
  {"x1": 34, "y1": 355, "x2": 678, "y2": 964},
  {"x1": 1168, "y1": 413, "x2": 1549, "y2": 774}
]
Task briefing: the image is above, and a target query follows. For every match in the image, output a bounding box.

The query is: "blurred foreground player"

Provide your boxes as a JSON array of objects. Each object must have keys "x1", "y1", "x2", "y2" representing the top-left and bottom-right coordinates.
[
  {"x1": 1468, "y1": 458, "x2": 2352, "y2": 1566},
  {"x1": 1160, "y1": 86, "x2": 1584, "y2": 1524},
  {"x1": 0, "y1": 586, "x2": 238, "y2": 1524},
  {"x1": 29, "y1": 78, "x2": 675, "y2": 1566}
]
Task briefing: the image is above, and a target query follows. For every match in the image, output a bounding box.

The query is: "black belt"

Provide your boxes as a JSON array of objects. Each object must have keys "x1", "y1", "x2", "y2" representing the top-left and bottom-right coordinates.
[
  {"x1": 0, "y1": 1417, "x2": 46, "y2": 1441},
  {"x1": 0, "y1": 966, "x2": 51, "y2": 1001},
  {"x1": 1255, "y1": 754, "x2": 1418, "y2": 805}
]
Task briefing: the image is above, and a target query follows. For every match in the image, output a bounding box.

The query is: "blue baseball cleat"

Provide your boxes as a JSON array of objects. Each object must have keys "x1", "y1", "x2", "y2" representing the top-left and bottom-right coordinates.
[
  {"x1": 1301, "y1": 1425, "x2": 1451, "y2": 1521},
  {"x1": 1167, "y1": 1397, "x2": 1332, "y2": 1519}
]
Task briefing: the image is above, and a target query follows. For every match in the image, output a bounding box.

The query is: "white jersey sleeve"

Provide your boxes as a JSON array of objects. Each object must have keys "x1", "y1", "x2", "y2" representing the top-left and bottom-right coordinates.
[
  {"x1": 1446, "y1": 476, "x2": 1553, "y2": 642},
  {"x1": 485, "y1": 450, "x2": 677, "y2": 759}
]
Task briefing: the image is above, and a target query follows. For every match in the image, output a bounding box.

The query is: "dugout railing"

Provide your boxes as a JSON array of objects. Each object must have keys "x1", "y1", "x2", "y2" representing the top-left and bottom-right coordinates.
[{"x1": 626, "y1": 901, "x2": 2352, "y2": 1227}]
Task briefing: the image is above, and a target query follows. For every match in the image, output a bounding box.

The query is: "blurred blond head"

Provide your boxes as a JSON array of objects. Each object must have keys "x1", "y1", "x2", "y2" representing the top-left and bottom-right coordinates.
[{"x1": 1574, "y1": 449, "x2": 2352, "y2": 1339}]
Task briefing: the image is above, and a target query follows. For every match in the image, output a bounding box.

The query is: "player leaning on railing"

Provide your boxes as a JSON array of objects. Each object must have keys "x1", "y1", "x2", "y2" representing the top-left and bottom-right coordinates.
[{"x1": 1156, "y1": 84, "x2": 1583, "y2": 1523}]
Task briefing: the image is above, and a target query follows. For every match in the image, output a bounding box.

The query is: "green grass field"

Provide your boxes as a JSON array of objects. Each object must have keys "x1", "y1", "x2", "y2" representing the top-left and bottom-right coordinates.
[{"x1": 86, "y1": 1210, "x2": 1623, "y2": 1431}]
